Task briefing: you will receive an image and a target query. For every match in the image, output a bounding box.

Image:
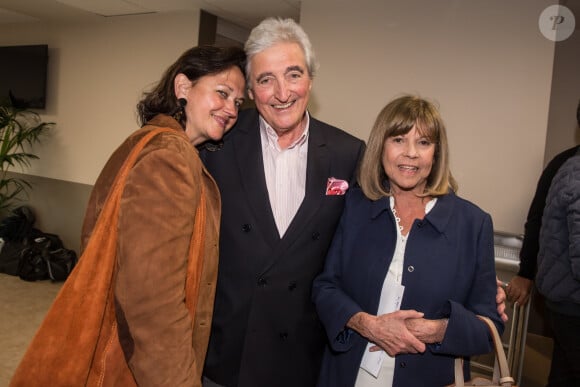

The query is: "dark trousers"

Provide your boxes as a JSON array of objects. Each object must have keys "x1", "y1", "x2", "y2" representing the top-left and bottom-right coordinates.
[{"x1": 546, "y1": 308, "x2": 580, "y2": 387}]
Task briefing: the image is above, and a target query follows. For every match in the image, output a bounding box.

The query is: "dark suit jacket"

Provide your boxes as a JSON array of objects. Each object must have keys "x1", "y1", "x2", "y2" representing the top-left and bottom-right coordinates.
[
  {"x1": 201, "y1": 109, "x2": 365, "y2": 387},
  {"x1": 312, "y1": 188, "x2": 503, "y2": 387}
]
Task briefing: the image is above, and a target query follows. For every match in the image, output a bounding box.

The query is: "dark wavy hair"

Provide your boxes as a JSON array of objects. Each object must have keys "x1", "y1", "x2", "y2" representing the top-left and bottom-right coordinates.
[{"x1": 137, "y1": 45, "x2": 246, "y2": 127}]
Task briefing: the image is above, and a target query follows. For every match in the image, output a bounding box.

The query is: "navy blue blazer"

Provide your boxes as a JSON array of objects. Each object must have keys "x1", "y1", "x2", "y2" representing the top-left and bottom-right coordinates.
[
  {"x1": 201, "y1": 109, "x2": 365, "y2": 387},
  {"x1": 312, "y1": 187, "x2": 503, "y2": 387}
]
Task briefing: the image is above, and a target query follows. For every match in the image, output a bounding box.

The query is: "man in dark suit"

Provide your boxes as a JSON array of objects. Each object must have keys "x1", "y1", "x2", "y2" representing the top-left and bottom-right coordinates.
[{"x1": 201, "y1": 17, "x2": 365, "y2": 387}]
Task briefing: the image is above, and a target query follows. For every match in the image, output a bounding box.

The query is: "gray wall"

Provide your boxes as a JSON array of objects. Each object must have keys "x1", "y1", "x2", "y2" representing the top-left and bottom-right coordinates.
[{"x1": 9, "y1": 172, "x2": 92, "y2": 254}]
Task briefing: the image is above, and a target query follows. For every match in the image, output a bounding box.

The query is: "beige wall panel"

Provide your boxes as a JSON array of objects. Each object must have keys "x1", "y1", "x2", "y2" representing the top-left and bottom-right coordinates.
[
  {"x1": 0, "y1": 11, "x2": 200, "y2": 185},
  {"x1": 301, "y1": 0, "x2": 557, "y2": 233}
]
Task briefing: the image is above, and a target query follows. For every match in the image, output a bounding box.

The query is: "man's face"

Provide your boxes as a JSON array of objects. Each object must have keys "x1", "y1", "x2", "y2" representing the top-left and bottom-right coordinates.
[{"x1": 248, "y1": 42, "x2": 312, "y2": 136}]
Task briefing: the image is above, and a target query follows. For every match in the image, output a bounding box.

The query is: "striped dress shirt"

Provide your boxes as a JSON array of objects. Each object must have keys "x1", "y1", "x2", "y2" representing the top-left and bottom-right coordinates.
[{"x1": 259, "y1": 114, "x2": 310, "y2": 237}]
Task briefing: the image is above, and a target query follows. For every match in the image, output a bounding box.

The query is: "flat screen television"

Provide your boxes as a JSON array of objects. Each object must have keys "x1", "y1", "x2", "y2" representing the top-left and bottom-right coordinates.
[{"x1": 0, "y1": 45, "x2": 49, "y2": 109}]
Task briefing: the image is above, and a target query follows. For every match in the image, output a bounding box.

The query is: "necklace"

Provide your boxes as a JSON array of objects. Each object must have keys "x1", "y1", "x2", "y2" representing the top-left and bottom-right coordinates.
[{"x1": 392, "y1": 205, "x2": 404, "y2": 232}]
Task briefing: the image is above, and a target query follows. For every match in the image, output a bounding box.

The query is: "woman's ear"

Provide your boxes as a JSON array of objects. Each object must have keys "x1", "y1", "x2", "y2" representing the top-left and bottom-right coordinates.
[{"x1": 174, "y1": 73, "x2": 190, "y2": 99}]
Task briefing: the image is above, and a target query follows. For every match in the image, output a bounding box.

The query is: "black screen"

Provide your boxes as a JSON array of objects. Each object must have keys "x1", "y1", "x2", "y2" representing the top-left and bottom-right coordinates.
[{"x1": 0, "y1": 45, "x2": 49, "y2": 109}]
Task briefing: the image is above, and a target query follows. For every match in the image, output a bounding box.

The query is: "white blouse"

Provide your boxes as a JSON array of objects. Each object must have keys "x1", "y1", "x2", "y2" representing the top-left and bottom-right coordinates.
[{"x1": 354, "y1": 196, "x2": 436, "y2": 387}]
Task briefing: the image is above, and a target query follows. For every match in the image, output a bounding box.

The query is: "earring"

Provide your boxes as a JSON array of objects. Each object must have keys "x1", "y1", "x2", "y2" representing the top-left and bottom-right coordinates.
[{"x1": 173, "y1": 98, "x2": 187, "y2": 122}]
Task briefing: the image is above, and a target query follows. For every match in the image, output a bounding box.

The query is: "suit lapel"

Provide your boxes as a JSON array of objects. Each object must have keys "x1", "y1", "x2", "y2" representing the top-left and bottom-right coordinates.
[
  {"x1": 282, "y1": 122, "x2": 328, "y2": 241},
  {"x1": 260, "y1": 120, "x2": 329, "y2": 272},
  {"x1": 233, "y1": 111, "x2": 280, "y2": 246},
  {"x1": 233, "y1": 112, "x2": 331, "y2": 271}
]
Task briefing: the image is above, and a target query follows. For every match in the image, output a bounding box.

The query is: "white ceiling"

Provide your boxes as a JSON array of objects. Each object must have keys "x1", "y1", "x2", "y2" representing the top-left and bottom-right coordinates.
[{"x1": 0, "y1": 0, "x2": 300, "y2": 29}]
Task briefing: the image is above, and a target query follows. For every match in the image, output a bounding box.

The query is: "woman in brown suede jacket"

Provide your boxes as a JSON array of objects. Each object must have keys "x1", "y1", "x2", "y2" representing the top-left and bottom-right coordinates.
[
  {"x1": 11, "y1": 46, "x2": 245, "y2": 387},
  {"x1": 83, "y1": 46, "x2": 245, "y2": 386}
]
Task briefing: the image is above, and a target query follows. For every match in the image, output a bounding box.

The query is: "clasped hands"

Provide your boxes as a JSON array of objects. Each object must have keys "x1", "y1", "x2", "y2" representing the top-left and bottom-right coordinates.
[
  {"x1": 347, "y1": 310, "x2": 447, "y2": 357},
  {"x1": 346, "y1": 281, "x2": 508, "y2": 357}
]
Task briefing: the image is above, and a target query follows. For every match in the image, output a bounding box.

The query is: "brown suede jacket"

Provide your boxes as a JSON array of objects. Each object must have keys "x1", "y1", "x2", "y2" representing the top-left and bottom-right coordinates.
[{"x1": 80, "y1": 115, "x2": 221, "y2": 386}]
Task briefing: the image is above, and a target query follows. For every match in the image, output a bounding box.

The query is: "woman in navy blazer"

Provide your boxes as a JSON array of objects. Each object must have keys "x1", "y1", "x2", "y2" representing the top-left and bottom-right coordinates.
[{"x1": 312, "y1": 95, "x2": 503, "y2": 387}]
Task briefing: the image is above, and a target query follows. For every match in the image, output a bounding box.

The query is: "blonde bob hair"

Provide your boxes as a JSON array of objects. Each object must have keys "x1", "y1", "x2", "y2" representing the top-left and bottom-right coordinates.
[{"x1": 358, "y1": 95, "x2": 458, "y2": 200}]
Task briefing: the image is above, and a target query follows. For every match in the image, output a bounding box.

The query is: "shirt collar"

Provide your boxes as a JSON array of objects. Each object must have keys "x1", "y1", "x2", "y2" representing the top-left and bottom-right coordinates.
[
  {"x1": 371, "y1": 192, "x2": 454, "y2": 234},
  {"x1": 259, "y1": 112, "x2": 310, "y2": 150}
]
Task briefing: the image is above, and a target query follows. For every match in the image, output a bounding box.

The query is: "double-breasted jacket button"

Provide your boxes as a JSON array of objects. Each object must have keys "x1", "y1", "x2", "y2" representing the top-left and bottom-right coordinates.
[
  {"x1": 257, "y1": 277, "x2": 267, "y2": 287},
  {"x1": 288, "y1": 281, "x2": 297, "y2": 291},
  {"x1": 407, "y1": 266, "x2": 415, "y2": 273},
  {"x1": 279, "y1": 332, "x2": 289, "y2": 340},
  {"x1": 241, "y1": 224, "x2": 252, "y2": 232},
  {"x1": 399, "y1": 361, "x2": 407, "y2": 368},
  {"x1": 311, "y1": 232, "x2": 320, "y2": 240}
]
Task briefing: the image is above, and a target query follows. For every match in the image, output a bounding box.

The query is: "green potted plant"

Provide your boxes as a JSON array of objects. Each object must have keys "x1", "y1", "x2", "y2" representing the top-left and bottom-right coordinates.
[{"x1": 0, "y1": 104, "x2": 53, "y2": 215}]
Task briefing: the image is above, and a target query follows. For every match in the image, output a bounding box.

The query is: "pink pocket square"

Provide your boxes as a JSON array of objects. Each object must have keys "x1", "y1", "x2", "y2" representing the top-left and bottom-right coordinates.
[{"x1": 326, "y1": 177, "x2": 349, "y2": 196}]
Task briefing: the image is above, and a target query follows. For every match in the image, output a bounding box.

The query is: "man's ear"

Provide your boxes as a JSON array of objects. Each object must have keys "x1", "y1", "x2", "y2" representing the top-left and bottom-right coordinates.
[
  {"x1": 174, "y1": 73, "x2": 190, "y2": 99},
  {"x1": 248, "y1": 88, "x2": 255, "y2": 100}
]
